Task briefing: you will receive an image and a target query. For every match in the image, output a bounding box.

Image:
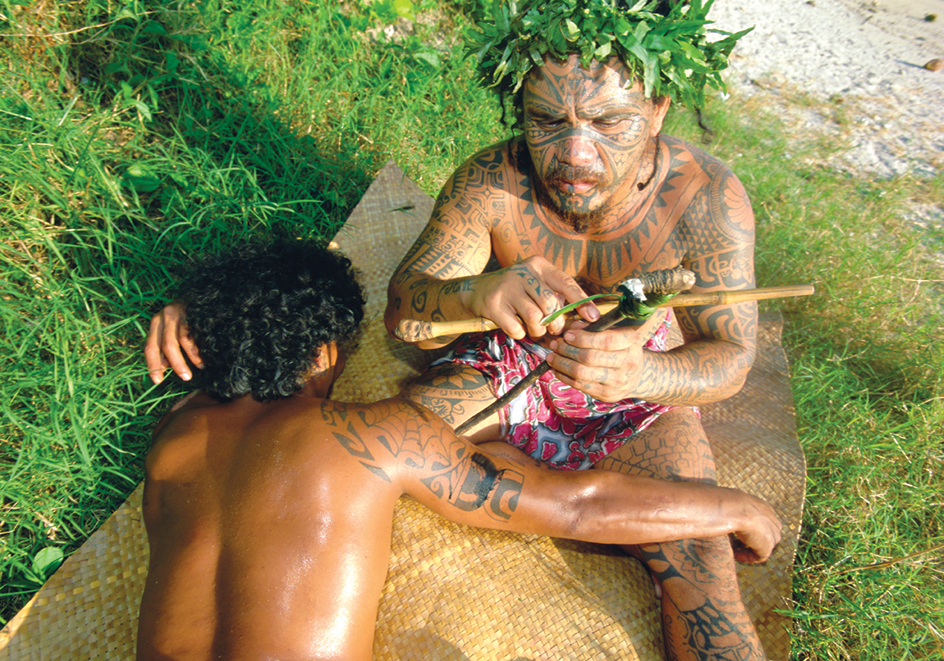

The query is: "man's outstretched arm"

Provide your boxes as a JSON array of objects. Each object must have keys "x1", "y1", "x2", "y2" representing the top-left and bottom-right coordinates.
[{"x1": 339, "y1": 398, "x2": 781, "y2": 562}]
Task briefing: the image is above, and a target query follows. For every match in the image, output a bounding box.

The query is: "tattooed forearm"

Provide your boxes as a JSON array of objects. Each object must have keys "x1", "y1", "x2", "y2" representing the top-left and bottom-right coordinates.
[{"x1": 634, "y1": 339, "x2": 753, "y2": 405}]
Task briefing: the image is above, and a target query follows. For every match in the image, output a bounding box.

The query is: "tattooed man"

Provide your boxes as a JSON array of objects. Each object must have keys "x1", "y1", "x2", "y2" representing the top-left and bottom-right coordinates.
[
  {"x1": 376, "y1": 3, "x2": 768, "y2": 658},
  {"x1": 137, "y1": 240, "x2": 780, "y2": 661}
]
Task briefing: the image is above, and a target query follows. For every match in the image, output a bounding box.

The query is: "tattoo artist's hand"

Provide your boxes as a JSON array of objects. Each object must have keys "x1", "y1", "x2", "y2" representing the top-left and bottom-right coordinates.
[
  {"x1": 144, "y1": 303, "x2": 202, "y2": 384},
  {"x1": 545, "y1": 309, "x2": 669, "y2": 403},
  {"x1": 465, "y1": 256, "x2": 597, "y2": 339},
  {"x1": 729, "y1": 492, "x2": 783, "y2": 564}
]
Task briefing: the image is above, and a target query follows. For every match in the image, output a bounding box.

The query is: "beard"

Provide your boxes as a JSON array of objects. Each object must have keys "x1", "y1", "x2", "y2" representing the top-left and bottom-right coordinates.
[{"x1": 534, "y1": 162, "x2": 612, "y2": 234}]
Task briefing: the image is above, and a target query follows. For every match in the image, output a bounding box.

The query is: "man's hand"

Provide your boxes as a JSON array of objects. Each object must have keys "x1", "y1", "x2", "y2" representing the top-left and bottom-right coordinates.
[
  {"x1": 463, "y1": 256, "x2": 597, "y2": 339},
  {"x1": 145, "y1": 303, "x2": 202, "y2": 384},
  {"x1": 545, "y1": 309, "x2": 669, "y2": 402},
  {"x1": 730, "y1": 492, "x2": 783, "y2": 564}
]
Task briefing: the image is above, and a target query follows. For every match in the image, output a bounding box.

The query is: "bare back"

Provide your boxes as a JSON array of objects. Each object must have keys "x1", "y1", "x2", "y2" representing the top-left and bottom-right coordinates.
[{"x1": 137, "y1": 394, "x2": 401, "y2": 661}]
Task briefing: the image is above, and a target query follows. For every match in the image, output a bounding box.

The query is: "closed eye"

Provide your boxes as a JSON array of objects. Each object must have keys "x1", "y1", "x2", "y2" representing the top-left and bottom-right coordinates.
[
  {"x1": 592, "y1": 118, "x2": 625, "y2": 129},
  {"x1": 529, "y1": 117, "x2": 565, "y2": 129}
]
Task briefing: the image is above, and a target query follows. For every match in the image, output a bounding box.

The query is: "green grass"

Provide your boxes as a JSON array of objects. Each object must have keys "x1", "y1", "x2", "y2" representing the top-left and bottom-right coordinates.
[{"x1": 1, "y1": 1, "x2": 942, "y2": 658}]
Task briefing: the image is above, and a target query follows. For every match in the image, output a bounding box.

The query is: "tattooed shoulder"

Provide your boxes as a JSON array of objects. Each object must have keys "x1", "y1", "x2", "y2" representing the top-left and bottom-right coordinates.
[{"x1": 675, "y1": 138, "x2": 755, "y2": 246}]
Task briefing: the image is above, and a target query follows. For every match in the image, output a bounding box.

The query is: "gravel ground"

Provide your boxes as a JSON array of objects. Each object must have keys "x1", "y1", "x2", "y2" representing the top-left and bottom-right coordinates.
[{"x1": 710, "y1": 0, "x2": 944, "y2": 264}]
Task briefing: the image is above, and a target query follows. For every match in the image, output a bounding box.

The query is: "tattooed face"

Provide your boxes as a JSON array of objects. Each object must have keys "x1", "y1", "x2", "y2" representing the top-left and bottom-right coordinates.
[{"x1": 523, "y1": 55, "x2": 668, "y2": 233}]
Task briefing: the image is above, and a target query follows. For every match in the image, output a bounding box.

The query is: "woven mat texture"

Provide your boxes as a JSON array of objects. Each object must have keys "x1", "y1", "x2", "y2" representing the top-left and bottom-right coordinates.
[{"x1": 0, "y1": 160, "x2": 804, "y2": 661}]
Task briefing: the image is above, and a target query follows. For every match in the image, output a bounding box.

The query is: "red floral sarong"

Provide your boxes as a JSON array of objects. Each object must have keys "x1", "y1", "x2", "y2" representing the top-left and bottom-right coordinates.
[{"x1": 432, "y1": 317, "x2": 676, "y2": 470}]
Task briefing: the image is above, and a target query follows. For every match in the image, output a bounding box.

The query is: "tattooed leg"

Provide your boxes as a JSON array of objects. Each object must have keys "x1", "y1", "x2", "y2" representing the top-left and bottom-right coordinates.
[
  {"x1": 401, "y1": 363, "x2": 502, "y2": 444},
  {"x1": 594, "y1": 407, "x2": 766, "y2": 661}
]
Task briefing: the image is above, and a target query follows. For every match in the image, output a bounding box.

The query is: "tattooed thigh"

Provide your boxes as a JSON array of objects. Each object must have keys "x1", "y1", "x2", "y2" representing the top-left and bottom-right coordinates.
[
  {"x1": 593, "y1": 407, "x2": 718, "y2": 484},
  {"x1": 401, "y1": 363, "x2": 497, "y2": 428}
]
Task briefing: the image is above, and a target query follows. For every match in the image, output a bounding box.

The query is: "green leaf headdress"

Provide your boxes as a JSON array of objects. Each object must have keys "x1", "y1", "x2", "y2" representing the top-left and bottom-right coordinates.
[{"x1": 465, "y1": 0, "x2": 752, "y2": 127}]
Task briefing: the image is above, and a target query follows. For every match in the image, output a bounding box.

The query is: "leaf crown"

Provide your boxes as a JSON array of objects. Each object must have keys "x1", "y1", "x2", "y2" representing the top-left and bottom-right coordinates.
[{"x1": 465, "y1": 0, "x2": 752, "y2": 123}]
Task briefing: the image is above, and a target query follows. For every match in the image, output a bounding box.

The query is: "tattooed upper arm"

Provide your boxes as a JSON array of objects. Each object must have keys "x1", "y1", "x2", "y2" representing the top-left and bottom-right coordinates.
[
  {"x1": 391, "y1": 146, "x2": 510, "y2": 283},
  {"x1": 676, "y1": 149, "x2": 757, "y2": 347},
  {"x1": 326, "y1": 399, "x2": 525, "y2": 525},
  {"x1": 386, "y1": 145, "x2": 515, "y2": 329}
]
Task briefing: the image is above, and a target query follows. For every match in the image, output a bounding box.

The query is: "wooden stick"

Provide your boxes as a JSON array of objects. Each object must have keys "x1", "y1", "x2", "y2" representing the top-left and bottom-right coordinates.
[
  {"x1": 453, "y1": 303, "x2": 642, "y2": 437},
  {"x1": 394, "y1": 284, "x2": 815, "y2": 343}
]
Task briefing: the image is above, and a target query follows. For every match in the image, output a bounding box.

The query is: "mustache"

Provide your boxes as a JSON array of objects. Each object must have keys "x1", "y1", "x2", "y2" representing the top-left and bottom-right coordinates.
[{"x1": 542, "y1": 162, "x2": 610, "y2": 188}]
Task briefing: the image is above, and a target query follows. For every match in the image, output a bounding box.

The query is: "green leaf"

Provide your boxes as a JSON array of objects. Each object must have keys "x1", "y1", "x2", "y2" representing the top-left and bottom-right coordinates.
[
  {"x1": 563, "y1": 19, "x2": 580, "y2": 41},
  {"x1": 32, "y1": 547, "x2": 64, "y2": 580},
  {"x1": 141, "y1": 20, "x2": 167, "y2": 35},
  {"x1": 123, "y1": 163, "x2": 161, "y2": 192},
  {"x1": 165, "y1": 51, "x2": 179, "y2": 75},
  {"x1": 529, "y1": 44, "x2": 544, "y2": 67},
  {"x1": 132, "y1": 99, "x2": 152, "y2": 122},
  {"x1": 392, "y1": 0, "x2": 415, "y2": 20},
  {"x1": 115, "y1": 5, "x2": 141, "y2": 23},
  {"x1": 541, "y1": 294, "x2": 619, "y2": 326},
  {"x1": 593, "y1": 41, "x2": 612, "y2": 61},
  {"x1": 414, "y1": 49, "x2": 440, "y2": 68}
]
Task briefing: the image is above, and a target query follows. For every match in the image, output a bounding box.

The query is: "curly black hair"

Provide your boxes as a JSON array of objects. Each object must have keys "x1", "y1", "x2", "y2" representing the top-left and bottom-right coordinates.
[{"x1": 174, "y1": 239, "x2": 365, "y2": 402}]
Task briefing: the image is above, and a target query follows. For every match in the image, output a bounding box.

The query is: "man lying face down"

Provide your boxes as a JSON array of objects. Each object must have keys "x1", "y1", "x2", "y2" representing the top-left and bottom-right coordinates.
[{"x1": 136, "y1": 239, "x2": 781, "y2": 661}]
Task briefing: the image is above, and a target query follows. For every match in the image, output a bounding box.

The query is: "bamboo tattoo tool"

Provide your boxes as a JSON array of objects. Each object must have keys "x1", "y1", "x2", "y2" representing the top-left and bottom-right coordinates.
[
  {"x1": 447, "y1": 277, "x2": 814, "y2": 438},
  {"x1": 449, "y1": 266, "x2": 695, "y2": 436},
  {"x1": 394, "y1": 266, "x2": 697, "y2": 344}
]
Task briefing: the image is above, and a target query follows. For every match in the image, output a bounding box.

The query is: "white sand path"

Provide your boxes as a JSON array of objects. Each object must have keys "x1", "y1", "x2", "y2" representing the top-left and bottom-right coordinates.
[
  {"x1": 711, "y1": 0, "x2": 943, "y2": 262},
  {"x1": 713, "y1": 0, "x2": 943, "y2": 177}
]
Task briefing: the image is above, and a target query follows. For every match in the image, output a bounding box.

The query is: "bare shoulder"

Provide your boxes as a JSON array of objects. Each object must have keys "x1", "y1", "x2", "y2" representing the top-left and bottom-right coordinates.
[
  {"x1": 662, "y1": 134, "x2": 739, "y2": 179},
  {"x1": 389, "y1": 141, "x2": 515, "y2": 285},
  {"x1": 662, "y1": 135, "x2": 754, "y2": 231},
  {"x1": 146, "y1": 392, "x2": 221, "y2": 483},
  {"x1": 445, "y1": 138, "x2": 518, "y2": 198},
  {"x1": 431, "y1": 139, "x2": 518, "y2": 226}
]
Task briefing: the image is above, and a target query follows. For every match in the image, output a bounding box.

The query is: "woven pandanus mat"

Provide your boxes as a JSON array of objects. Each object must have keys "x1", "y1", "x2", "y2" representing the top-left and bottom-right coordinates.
[
  {"x1": 0, "y1": 160, "x2": 804, "y2": 660},
  {"x1": 0, "y1": 481, "x2": 148, "y2": 660},
  {"x1": 374, "y1": 497, "x2": 663, "y2": 661}
]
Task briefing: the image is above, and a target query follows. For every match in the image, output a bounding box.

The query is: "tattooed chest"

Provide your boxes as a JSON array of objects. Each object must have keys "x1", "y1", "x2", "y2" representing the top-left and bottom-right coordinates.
[{"x1": 491, "y1": 213, "x2": 685, "y2": 293}]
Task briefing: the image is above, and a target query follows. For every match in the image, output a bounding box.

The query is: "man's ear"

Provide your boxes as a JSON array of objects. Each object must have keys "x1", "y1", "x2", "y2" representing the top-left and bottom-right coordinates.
[
  {"x1": 311, "y1": 343, "x2": 332, "y2": 373},
  {"x1": 649, "y1": 95, "x2": 671, "y2": 137}
]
